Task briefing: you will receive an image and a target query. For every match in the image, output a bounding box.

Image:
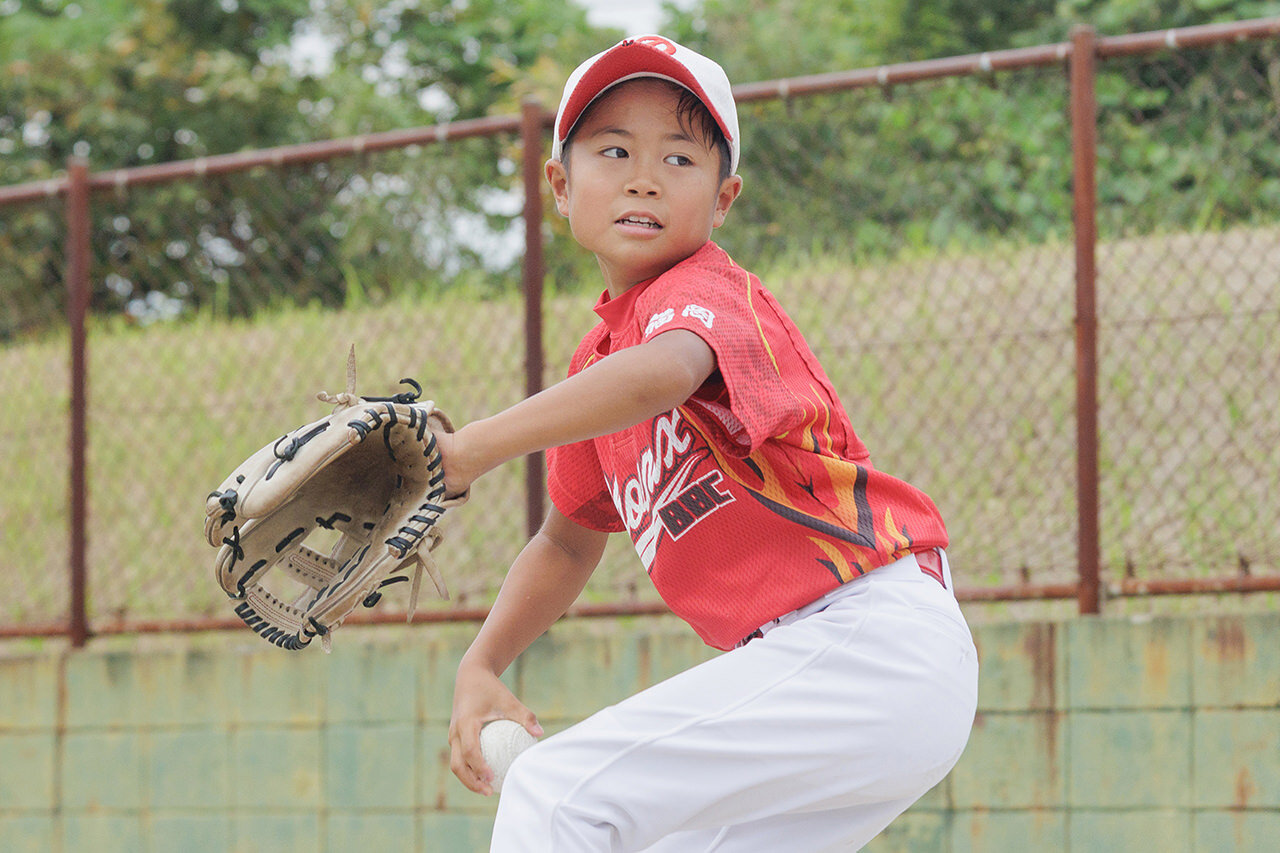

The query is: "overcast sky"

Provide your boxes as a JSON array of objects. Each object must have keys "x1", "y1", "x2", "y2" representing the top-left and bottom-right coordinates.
[{"x1": 572, "y1": 0, "x2": 696, "y2": 35}]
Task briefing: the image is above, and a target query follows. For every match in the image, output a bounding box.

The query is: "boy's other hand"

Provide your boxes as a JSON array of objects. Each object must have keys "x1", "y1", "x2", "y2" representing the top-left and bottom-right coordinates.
[{"x1": 450, "y1": 661, "x2": 543, "y2": 796}]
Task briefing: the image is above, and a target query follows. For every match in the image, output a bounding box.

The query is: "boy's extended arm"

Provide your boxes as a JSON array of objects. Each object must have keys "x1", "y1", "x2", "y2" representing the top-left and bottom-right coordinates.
[
  {"x1": 444, "y1": 328, "x2": 713, "y2": 794},
  {"x1": 443, "y1": 329, "x2": 716, "y2": 653},
  {"x1": 438, "y1": 328, "x2": 715, "y2": 496}
]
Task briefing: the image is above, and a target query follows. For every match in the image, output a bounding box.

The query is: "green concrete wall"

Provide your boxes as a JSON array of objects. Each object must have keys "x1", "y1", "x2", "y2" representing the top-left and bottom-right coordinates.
[{"x1": 0, "y1": 611, "x2": 1276, "y2": 852}]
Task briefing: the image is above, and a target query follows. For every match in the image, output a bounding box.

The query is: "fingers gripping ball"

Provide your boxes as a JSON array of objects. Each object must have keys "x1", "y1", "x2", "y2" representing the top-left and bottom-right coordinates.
[
  {"x1": 480, "y1": 720, "x2": 539, "y2": 793},
  {"x1": 204, "y1": 347, "x2": 468, "y2": 652}
]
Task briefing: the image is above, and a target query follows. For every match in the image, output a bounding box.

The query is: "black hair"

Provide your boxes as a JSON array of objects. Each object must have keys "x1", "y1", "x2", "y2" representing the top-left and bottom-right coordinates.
[{"x1": 562, "y1": 79, "x2": 733, "y2": 183}]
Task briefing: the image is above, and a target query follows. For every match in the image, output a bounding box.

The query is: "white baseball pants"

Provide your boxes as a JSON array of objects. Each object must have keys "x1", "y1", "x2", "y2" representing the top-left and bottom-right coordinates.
[{"x1": 490, "y1": 551, "x2": 979, "y2": 852}]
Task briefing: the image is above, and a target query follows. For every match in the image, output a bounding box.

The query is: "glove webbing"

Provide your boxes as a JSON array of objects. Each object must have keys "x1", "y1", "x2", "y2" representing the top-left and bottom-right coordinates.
[
  {"x1": 230, "y1": 542, "x2": 346, "y2": 650},
  {"x1": 235, "y1": 585, "x2": 324, "y2": 651}
]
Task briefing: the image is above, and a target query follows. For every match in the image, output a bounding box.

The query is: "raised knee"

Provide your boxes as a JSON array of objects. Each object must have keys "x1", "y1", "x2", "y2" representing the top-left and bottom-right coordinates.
[{"x1": 496, "y1": 740, "x2": 628, "y2": 848}]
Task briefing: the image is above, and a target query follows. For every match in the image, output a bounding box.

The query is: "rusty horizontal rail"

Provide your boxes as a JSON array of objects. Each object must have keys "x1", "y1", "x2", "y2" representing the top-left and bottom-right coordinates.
[
  {"x1": 732, "y1": 42, "x2": 1072, "y2": 104},
  {"x1": 1097, "y1": 15, "x2": 1280, "y2": 57},
  {"x1": 957, "y1": 574, "x2": 1280, "y2": 603},
  {"x1": 0, "y1": 600, "x2": 676, "y2": 641},
  {"x1": 0, "y1": 113, "x2": 527, "y2": 205},
  {"x1": 2, "y1": 574, "x2": 1276, "y2": 642}
]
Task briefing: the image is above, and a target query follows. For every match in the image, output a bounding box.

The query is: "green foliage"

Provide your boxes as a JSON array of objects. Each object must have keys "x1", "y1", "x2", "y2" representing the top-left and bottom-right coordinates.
[
  {"x1": 165, "y1": 0, "x2": 312, "y2": 58},
  {"x1": 898, "y1": 0, "x2": 1059, "y2": 55},
  {"x1": 666, "y1": 0, "x2": 1060, "y2": 73},
  {"x1": 0, "y1": 0, "x2": 323, "y2": 179},
  {"x1": 297, "y1": 1, "x2": 613, "y2": 297},
  {"x1": 666, "y1": 0, "x2": 1280, "y2": 267},
  {"x1": 306, "y1": 0, "x2": 606, "y2": 122},
  {"x1": 1044, "y1": 0, "x2": 1280, "y2": 38},
  {"x1": 0, "y1": 0, "x2": 343, "y2": 336},
  {"x1": 0, "y1": 0, "x2": 605, "y2": 334}
]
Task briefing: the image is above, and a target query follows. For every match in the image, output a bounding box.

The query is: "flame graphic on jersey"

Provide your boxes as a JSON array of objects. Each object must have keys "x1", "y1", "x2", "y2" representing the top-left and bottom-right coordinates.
[
  {"x1": 686, "y1": 403, "x2": 914, "y2": 582},
  {"x1": 792, "y1": 384, "x2": 837, "y2": 456},
  {"x1": 876, "y1": 508, "x2": 914, "y2": 561},
  {"x1": 807, "y1": 536, "x2": 860, "y2": 582}
]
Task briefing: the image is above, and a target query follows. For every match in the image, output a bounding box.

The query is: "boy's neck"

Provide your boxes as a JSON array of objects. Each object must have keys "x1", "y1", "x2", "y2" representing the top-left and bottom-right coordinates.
[
  {"x1": 607, "y1": 280, "x2": 638, "y2": 300},
  {"x1": 600, "y1": 265, "x2": 652, "y2": 301},
  {"x1": 599, "y1": 241, "x2": 713, "y2": 299}
]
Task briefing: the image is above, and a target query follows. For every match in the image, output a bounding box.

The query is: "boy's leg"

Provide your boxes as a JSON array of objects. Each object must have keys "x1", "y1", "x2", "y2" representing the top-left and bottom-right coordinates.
[
  {"x1": 636, "y1": 794, "x2": 921, "y2": 853},
  {"x1": 490, "y1": 557, "x2": 978, "y2": 853}
]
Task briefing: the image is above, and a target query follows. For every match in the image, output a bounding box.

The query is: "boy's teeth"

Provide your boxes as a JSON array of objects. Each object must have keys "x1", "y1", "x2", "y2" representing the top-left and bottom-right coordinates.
[{"x1": 621, "y1": 216, "x2": 658, "y2": 226}]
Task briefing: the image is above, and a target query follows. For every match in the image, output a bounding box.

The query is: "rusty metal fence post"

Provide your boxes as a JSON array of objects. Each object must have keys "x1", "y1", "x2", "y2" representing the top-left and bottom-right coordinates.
[
  {"x1": 521, "y1": 99, "x2": 548, "y2": 538},
  {"x1": 65, "y1": 158, "x2": 91, "y2": 646},
  {"x1": 1070, "y1": 26, "x2": 1101, "y2": 615}
]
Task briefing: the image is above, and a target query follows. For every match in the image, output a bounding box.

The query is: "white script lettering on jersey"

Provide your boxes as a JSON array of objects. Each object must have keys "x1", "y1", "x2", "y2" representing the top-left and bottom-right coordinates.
[
  {"x1": 644, "y1": 308, "x2": 675, "y2": 337},
  {"x1": 681, "y1": 304, "x2": 715, "y2": 330},
  {"x1": 607, "y1": 410, "x2": 735, "y2": 570}
]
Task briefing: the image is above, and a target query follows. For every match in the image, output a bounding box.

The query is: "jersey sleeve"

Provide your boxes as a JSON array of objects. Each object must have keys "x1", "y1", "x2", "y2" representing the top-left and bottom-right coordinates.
[
  {"x1": 546, "y1": 440, "x2": 625, "y2": 533},
  {"x1": 544, "y1": 324, "x2": 626, "y2": 533},
  {"x1": 636, "y1": 256, "x2": 809, "y2": 456}
]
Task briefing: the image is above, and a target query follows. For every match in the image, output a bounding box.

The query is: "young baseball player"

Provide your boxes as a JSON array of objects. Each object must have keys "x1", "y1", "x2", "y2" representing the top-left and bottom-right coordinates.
[{"x1": 438, "y1": 35, "x2": 979, "y2": 851}]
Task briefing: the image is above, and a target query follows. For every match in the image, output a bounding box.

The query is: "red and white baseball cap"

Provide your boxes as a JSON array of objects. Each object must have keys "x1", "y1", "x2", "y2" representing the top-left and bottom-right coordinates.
[{"x1": 552, "y1": 35, "x2": 740, "y2": 175}]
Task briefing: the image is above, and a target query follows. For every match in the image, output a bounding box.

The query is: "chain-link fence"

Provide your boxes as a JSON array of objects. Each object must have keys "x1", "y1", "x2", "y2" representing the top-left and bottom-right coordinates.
[
  {"x1": 1094, "y1": 35, "x2": 1280, "y2": 588},
  {"x1": 728, "y1": 62, "x2": 1082, "y2": 595},
  {"x1": 1, "y1": 19, "x2": 1277, "y2": 639},
  {"x1": 0, "y1": 193, "x2": 72, "y2": 625}
]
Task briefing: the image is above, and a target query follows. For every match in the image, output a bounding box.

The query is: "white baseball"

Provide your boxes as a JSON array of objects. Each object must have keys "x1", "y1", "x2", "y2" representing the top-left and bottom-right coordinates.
[{"x1": 479, "y1": 719, "x2": 538, "y2": 793}]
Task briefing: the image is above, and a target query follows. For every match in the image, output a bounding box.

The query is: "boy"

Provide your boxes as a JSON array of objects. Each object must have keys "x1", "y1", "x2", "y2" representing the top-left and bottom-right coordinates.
[{"x1": 438, "y1": 35, "x2": 978, "y2": 851}]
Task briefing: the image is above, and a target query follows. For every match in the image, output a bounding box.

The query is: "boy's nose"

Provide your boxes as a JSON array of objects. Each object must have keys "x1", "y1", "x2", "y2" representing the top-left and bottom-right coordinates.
[{"x1": 624, "y1": 168, "x2": 660, "y2": 197}]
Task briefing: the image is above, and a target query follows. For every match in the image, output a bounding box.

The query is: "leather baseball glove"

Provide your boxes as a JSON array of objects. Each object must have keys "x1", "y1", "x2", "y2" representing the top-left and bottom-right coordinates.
[{"x1": 204, "y1": 348, "x2": 467, "y2": 651}]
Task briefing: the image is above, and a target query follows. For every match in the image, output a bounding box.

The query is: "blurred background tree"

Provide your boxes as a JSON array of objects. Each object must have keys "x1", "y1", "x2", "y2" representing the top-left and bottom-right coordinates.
[{"x1": 0, "y1": 0, "x2": 613, "y2": 180}]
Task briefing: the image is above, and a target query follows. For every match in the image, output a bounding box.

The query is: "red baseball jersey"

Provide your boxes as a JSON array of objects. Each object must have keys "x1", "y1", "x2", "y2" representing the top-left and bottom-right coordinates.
[{"x1": 547, "y1": 242, "x2": 948, "y2": 650}]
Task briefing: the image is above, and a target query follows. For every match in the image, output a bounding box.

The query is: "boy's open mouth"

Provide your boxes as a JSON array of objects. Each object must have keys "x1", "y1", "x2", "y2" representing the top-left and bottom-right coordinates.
[{"x1": 617, "y1": 215, "x2": 662, "y2": 230}]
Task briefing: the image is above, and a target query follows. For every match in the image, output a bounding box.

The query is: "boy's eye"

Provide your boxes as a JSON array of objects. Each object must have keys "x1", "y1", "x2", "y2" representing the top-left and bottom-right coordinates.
[
  {"x1": 602, "y1": 147, "x2": 628, "y2": 159},
  {"x1": 664, "y1": 154, "x2": 693, "y2": 167}
]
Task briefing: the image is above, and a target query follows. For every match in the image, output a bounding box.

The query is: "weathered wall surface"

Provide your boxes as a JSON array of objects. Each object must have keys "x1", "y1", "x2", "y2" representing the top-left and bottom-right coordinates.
[{"x1": 0, "y1": 611, "x2": 1276, "y2": 851}]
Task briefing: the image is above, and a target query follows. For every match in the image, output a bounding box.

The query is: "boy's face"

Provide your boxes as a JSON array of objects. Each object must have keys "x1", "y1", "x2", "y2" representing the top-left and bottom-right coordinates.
[{"x1": 547, "y1": 79, "x2": 742, "y2": 296}]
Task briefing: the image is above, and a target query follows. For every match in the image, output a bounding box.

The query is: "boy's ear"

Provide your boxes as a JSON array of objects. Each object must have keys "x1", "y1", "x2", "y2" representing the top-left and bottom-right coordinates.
[
  {"x1": 712, "y1": 175, "x2": 743, "y2": 229},
  {"x1": 545, "y1": 159, "x2": 570, "y2": 217}
]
